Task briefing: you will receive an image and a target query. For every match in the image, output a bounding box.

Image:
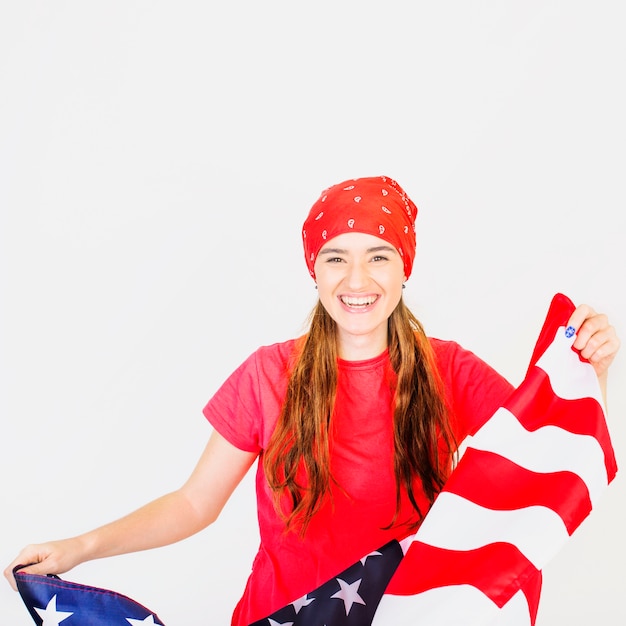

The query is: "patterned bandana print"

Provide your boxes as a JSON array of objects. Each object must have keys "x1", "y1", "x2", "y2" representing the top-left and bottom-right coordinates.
[{"x1": 302, "y1": 176, "x2": 418, "y2": 279}]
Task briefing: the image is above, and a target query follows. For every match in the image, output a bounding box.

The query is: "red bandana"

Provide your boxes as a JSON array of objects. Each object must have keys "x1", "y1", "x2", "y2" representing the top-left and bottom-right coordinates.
[{"x1": 302, "y1": 176, "x2": 418, "y2": 279}]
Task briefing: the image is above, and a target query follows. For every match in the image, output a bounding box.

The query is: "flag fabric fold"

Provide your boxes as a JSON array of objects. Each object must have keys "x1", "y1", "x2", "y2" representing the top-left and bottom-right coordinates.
[{"x1": 15, "y1": 569, "x2": 166, "y2": 625}]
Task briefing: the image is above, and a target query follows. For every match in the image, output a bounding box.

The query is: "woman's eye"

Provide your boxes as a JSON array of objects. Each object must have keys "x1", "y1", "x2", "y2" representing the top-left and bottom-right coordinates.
[
  {"x1": 326, "y1": 257, "x2": 344, "y2": 263},
  {"x1": 371, "y1": 255, "x2": 388, "y2": 262}
]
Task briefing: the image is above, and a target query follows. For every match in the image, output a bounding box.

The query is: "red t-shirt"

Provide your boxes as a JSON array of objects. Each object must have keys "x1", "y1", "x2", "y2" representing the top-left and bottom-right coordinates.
[{"x1": 203, "y1": 337, "x2": 513, "y2": 625}]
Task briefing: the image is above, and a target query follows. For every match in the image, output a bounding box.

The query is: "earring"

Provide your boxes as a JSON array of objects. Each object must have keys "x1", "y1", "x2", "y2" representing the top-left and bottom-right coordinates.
[{"x1": 402, "y1": 283, "x2": 406, "y2": 289}]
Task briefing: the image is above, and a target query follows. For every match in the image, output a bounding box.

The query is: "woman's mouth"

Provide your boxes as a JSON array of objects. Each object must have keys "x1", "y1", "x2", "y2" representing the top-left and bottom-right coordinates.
[{"x1": 339, "y1": 295, "x2": 379, "y2": 309}]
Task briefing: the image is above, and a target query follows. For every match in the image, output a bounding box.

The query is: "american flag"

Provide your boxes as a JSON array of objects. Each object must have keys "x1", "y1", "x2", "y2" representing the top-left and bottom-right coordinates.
[{"x1": 251, "y1": 293, "x2": 617, "y2": 626}]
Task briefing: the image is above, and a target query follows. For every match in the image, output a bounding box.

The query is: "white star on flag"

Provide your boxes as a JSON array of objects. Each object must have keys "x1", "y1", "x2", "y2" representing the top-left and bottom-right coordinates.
[
  {"x1": 331, "y1": 577, "x2": 366, "y2": 615},
  {"x1": 360, "y1": 550, "x2": 382, "y2": 565},
  {"x1": 268, "y1": 619, "x2": 294, "y2": 626},
  {"x1": 291, "y1": 593, "x2": 315, "y2": 613},
  {"x1": 126, "y1": 615, "x2": 158, "y2": 625},
  {"x1": 34, "y1": 595, "x2": 73, "y2": 626}
]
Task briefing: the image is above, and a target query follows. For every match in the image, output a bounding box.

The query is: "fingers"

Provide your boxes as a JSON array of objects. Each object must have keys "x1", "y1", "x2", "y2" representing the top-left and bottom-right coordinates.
[
  {"x1": 4, "y1": 543, "x2": 67, "y2": 592},
  {"x1": 3, "y1": 550, "x2": 38, "y2": 592},
  {"x1": 3, "y1": 563, "x2": 20, "y2": 592},
  {"x1": 567, "y1": 304, "x2": 620, "y2": 377},
  {"x1": 4, "y1": 563, "x2": 36, "y2": 593},
  {"x1": 4, "y1": 545, "x2": 44, "y2": 591},
  {"x1": 566, "y1": 304, "x2": 597, "y2": 340}
]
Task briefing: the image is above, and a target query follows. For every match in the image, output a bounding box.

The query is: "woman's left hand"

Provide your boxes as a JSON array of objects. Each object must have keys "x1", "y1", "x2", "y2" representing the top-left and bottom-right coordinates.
[{"x1": 567, "y1": 304, "x2": 620, "y2": 380}]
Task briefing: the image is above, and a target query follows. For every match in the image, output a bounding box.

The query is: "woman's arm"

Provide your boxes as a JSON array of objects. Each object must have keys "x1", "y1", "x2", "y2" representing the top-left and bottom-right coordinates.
[{"x1": 3, "y1": 430, "x2": 257, "y2": 591}]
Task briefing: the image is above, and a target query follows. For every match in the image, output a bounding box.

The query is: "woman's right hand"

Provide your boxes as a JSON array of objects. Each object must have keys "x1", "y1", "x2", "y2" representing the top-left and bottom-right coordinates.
[{"x1": 4, "y1": 537, "x2": 86, "y2": 592}]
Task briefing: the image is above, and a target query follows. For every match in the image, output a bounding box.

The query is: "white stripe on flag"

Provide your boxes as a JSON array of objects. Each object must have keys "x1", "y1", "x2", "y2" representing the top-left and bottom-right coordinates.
[
  {"x1": 485, "y1": 589, "x2": 534, "y2": 626},
  {"x1": 373, "y1": 584, "x2": 532, "y2": 626},
  {"x1": 414, "y1": 492, "x2": 568, "y2": 568},
  {"x1": 535, "y1": 326, "x2": 604, "y2": 408},
  {"x1": 467, "y1": 408, "x2": 608, "y2": 506}
]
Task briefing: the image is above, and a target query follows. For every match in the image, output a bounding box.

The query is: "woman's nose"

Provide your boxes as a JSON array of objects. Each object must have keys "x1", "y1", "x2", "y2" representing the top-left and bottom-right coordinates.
[{"x1": 345, "y1": 262, "x2": 369, "y2": 290}]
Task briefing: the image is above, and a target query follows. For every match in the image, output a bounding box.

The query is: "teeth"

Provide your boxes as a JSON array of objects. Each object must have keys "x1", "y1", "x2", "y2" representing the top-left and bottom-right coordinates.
[{"x1": 341, "y1": 295, "x2": 377, "y2": 306}]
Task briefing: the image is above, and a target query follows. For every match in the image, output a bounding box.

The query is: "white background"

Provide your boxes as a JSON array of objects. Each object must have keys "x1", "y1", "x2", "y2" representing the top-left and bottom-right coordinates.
[{"x1": 1, "y1": 2, "x2": 624, "y2": 624}]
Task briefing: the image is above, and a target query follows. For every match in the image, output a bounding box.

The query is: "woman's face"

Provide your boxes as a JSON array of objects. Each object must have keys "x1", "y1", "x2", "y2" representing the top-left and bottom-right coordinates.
[{"x1": 313, "y1": 231, "x2": 406, "y2": 360}]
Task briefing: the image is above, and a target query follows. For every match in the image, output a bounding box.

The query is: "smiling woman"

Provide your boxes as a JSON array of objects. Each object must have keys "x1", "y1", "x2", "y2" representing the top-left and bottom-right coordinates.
[
  {"x1": 5, "y1": 176, "x2": 621, "y2": 626},
  {"x1": 302, "y1": 176, "x2": 417, "y2": 361},
  {"x1": 314, "y1": 233, "x2": 406, "y2": 360}
]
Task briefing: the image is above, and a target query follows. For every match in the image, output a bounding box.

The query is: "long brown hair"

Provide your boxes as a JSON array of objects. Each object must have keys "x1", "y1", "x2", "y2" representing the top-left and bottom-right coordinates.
[{"x1": 263, "y1": 298, "x2": 456, "y2": 535}]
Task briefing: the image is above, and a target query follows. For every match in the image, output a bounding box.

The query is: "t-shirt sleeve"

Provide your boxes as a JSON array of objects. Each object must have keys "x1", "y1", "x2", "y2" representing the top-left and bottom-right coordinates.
[
  {"x1": 431, "y1": 339, "x2": 515, "y2": 441},
  {"x1": 203, "y1": 352, "x2": 264, "y2": 454}
]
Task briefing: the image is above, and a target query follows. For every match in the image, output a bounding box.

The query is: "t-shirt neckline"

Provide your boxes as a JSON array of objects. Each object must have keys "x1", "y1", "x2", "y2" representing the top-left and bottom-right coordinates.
[{"x1": 337, "y1": 348, "x2": 389, "y2": 370}]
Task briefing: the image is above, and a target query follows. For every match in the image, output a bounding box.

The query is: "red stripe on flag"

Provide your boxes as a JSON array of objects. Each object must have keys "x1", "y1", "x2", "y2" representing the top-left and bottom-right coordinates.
[
  {"x1": 521, "y1": 568, "x2": 542, "y2": 625},
  {"x1": 526, "y1": 293, "x2": 575, "y2": 369},
  {"x1": 386, "y1": 541, "x2": 539, "y2": 608},
  {"x1": 444, "y1": 448, "x2": 592, "y2": 535},
  {"x1": 504, "y1": 368, "x2": 617, "y2": 480}
]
